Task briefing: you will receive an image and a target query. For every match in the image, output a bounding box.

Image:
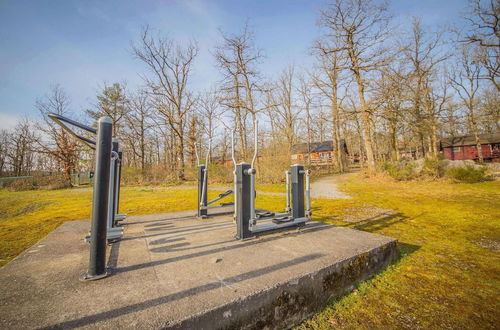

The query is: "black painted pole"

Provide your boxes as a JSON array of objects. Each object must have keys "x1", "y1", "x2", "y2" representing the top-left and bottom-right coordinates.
[
  {"x1": 80, "y1": 117, "x2": 113, "y2": 281},
  {"x1": 111, "y1": 139, "x2": 119, "y2": 225},
  {"x1": 197, "y1": 165, "x2": 208, "y2": 218},
  {"x1": 291, "y1": 164, "x2": 305, "y2": 219},
  {"x1": 236, "y1": 162, "x2": 253, "y2": 240},
  {"x1": 117, "y1": 150, "x2": 122, "y2": 213}
]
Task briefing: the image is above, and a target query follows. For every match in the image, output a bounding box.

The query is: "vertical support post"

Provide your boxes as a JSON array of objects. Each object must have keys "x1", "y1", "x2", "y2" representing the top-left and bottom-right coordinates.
[
  {"x1": 197, "y1": 165, "x2": 208, "y2": 218},
  {"x1": 112, "y1": 140, "x2": 119, "y2": 222},
  {"x1": 291, "y1": 164, "x2": 305, "y2": 219},
  {"x1": 285, "y1": 170, "x2": 291, "y2": 213},
  {"x1": 80, "y1": 117, "x2": 113, "y2": 281},
  {"x1": 236, "y1": 163, "x2": 252, "y2": 239},
  {"x1": 107, "y1": 139, "x2": 118, "y2": 228},
  {"x1": 116, "y1": 150, "x2": 122, "y2": 214}
]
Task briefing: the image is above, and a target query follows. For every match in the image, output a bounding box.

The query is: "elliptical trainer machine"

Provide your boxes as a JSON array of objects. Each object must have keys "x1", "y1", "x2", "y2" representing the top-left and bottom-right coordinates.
[
  {"x1": 196, "y1": 140, "x2": 234, "y2": 218},
  {"x1": 232, "y1": 120, "x2": 312, "y2": 240},
  {"x1": 48, "y1": 113, "x2": 125, "y2": 242}
]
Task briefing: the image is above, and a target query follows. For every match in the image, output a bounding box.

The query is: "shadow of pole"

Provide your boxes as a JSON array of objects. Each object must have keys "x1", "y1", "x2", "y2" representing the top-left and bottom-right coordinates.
[{"x1": 42, "y1": 253, "x2": 325, "y2": 329}]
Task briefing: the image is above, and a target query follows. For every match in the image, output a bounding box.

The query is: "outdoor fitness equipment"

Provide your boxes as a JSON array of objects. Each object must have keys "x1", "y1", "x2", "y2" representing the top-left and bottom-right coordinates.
[
  {"x1": 232, "y1": 120, "x2": 312, "y2": 240},
  {"x1": 48, "y1": 113, "x2": 125, "y2": 280},
  {"x1": 195, "y1": 140, "x2": 234, "y2": 218}
]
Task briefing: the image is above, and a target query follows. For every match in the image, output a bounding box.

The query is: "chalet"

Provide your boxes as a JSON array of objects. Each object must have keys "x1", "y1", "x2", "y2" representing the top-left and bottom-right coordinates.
[
  {"x1": 440, "y1": 132, "x2": 500, "y2": 162},
  {"x1": 291, "y1": 140, "x2": 348, "y2": 165}
]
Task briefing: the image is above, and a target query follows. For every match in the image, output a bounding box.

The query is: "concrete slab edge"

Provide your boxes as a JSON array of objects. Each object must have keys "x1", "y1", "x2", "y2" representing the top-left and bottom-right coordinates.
[{"x1": 169, "y1": 240, "x2": 398, "y2": 330}]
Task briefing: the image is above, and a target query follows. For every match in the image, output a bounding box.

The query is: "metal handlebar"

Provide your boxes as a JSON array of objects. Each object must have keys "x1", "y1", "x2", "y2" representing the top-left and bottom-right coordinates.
[
  {"x1": 194, "y1": 143, "x2": 200, "y2": 167},
  {"x1": 251, "y1": 119, "x2": 258, "y2": 169},
  {"x1": 48, "y1": 113, "x2": 97, "y2": 149},
  {"x1": 199, "y1": 138, "x2": 211, "y2": 207}
]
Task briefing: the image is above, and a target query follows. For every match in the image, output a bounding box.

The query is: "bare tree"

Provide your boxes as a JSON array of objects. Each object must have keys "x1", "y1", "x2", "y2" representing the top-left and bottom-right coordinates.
[
  {"x1": 374, "y1": 66, "x2": 407, "y2": 161},
  {"x1": 6, "y1": 119, "x2": 37, "y2": 177},
  {"x1": 198, "y1": 89, "x2": 224, "y2": 162},
  {"x1": 450, "y1": 45, "x2": 484, "y2": 162},
  {"x1": 133, "y1": 26, "x2": 198, "y2": 180},
  {"x1": 214, "y1": 24, "x2": 264, "y2": 159},
  {"x1": 319, "y1": 0, "x2": 393, "y2": 173},
  {"x1": 463, "y1": 0, "x2": 500, "y2": 91},
  {"x1": 312, "y1": 48, "x2": 347, "y2": 172},
  {"x1": 0, "y1": 129, "x2": 9, "y2": 176},
  {"x1": 124, "y1": 90, "x2": 154, "y2": 173},
  {"x1": 35, "y1": 85, "x2": 79, "y2": 186},
  {"x1": 269, "y1": 65, "x2": 300, "y2": 153},
  {"x1": 297, "y1": 74, "x2": 314, "y2": 166},
  {"x1": 402, "y1": 17, "x2": 448, "y2": 158},
  {"x1": 87, "y1": 82, "x2": 129, "y2": 137}
]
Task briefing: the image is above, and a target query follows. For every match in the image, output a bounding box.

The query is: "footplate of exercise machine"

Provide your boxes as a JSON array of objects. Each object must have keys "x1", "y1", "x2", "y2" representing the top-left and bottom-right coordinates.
[
  {"x1": 271, "y1": 216, "x2": 294, "y2": 224},
  {"x1": 249, "y1": 217, "x2": 309, "y2": 235},
  {"x1": 84, "y1": 227, "x2": 123, "y2": 243}
]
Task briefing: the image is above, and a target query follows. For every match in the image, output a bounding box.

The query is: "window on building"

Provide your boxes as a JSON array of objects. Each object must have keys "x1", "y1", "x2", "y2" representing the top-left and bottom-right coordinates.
[{"x1": 452, "y1": 147, "x2": 461, "y2": 152}]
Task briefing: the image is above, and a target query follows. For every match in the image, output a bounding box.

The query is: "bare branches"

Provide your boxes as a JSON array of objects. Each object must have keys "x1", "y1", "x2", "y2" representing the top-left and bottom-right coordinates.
[{"x1": 133, "y1": 26, "x2": 199, "y2": 180}]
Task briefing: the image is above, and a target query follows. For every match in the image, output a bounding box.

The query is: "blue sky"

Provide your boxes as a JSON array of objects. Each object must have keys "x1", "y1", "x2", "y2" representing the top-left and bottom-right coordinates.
[{"x1": 0, "y1": 0, "x2": 469, "y2": 129}]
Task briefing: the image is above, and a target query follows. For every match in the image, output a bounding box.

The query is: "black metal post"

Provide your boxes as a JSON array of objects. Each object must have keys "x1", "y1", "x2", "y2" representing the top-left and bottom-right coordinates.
[
  {"x1": 117, "y1": 150, "x2": 122, "y2": 213},
  {"x1": 111, "y1": 139, "x2": 119, "y2": 225},
  {"x1": 197, "y1": 165, "x2": 208, "y2": 218},
  {"x1": 236, "y1": 163, "x2": 252, "y2": 240},
  {"x1": 291, "y1": 164, "x2": 305, "y2": 219},
  {"x1": 80, "y1": 117, "x2": 113, "y2": 281}
]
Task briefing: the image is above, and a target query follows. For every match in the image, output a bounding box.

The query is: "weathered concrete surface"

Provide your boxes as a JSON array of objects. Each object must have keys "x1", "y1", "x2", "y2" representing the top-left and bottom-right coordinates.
[{"x1": 0, "y1": 211, "x2": 397, "y2": 329}]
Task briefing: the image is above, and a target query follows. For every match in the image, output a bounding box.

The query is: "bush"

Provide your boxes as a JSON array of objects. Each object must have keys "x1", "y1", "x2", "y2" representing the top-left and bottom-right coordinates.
[
  {"x1": 445, "y1": 165, "x2": 491, "y2": 183},
  {"x1": 381, "y1": 161, "x2": 416, "y2": 181},
  {"x1": 420, "y1": 157, "x2": 447, "y2": 178},
  {"x1": 7, "y1": 179, "x2": 36, "y2": 192}
]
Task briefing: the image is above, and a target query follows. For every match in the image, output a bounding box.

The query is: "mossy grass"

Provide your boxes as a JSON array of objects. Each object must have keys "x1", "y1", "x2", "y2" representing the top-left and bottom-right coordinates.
[
  {"x1": 299, "y1": 175, "x2": 500, "y2": 329},
  {"x1": 0, "y1": 176, "x2": 498, "y2": 328}
]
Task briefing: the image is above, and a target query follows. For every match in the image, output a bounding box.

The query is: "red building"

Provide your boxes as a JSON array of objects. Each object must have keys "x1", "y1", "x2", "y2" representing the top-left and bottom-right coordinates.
[{"x1": 440, "y1": 132, "x2": 500, "y2": 162}]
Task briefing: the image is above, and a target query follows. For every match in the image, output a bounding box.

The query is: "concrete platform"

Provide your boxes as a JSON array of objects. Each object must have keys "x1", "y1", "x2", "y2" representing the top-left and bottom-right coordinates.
[{"x1": 0, "y1": 211, "x2": 397, "y2": 329}]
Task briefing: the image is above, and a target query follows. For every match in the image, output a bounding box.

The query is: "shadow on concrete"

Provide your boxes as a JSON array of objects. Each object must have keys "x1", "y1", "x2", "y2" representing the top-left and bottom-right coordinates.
[
  {"x1": 42, "y1": 253, "x2": 324, "y2": 329},
  {"x1": 146, "y1": 221, "x2": 232, "y2": 233},
  {"x1": 107, "y1": 240, "x2": 121, "y2": 270},
  {"x1": 148, "y1": 237, "x2": 186, "y2": 246},
  {"x1": 125, "y1": 214, "x2": 196, "y2": 226},
  {"x1": 117, "y1": 222, "x2": 331, "y2": 274},
  {"x1": 121, "y1": 222, "x2": 233, "y2": 242},
  {"x1": 150, "y1": 238, "x2": 234, "y2": 253}
]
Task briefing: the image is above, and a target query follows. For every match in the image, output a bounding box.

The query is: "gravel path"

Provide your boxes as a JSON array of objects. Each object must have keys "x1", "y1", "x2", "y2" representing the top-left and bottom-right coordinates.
[{"x1": 310, "y1": 173, "x2": 353, "y2": 199}]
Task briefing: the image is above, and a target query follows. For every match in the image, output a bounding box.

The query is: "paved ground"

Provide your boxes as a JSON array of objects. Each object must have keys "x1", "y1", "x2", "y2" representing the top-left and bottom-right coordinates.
[{"x1": 0, "y1": 210, "x2": 396, "y2": 329}]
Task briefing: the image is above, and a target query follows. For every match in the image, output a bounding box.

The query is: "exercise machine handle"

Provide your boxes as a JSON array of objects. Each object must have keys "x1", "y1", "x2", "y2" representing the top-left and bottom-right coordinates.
[{"x1": 48, "y1": 113, "x2": 97, "y2": 149}]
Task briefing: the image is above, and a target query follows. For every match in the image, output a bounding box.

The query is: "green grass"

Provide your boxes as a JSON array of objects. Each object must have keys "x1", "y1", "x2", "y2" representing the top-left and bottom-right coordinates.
[
  {"x1": 299, "y1": 176, "x2": 500, "y2": 329},
  {"x1": 0, "y1": 186, "x2": 226, "y2": 266},
  {"x1": 0, "y1": 176, "x2": 499, "y2": 328}
]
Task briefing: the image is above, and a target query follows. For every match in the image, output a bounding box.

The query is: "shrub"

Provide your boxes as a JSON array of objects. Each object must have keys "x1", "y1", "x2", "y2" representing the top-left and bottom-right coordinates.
[
  {"x1": 420, "y1": 157, "x2": 447, "y2": 178},
  {"x1": 7, "y1": 179, "x2": 36, "y2": 191},
  {"x1": 445, "y1": 165, "x2": 490, "y2": 183},
  {"x1": 381, "y1": 161, "x2": 416, "y2": 181},
  {"x1": 38, "y1": 175, "x2": 72, "y2": 190}
]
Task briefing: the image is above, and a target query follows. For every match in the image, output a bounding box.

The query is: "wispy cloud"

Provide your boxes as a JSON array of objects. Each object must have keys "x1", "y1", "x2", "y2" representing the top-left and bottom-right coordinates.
[{"x1": 0, "y1": 113, "x2": 20, "y2": 130}]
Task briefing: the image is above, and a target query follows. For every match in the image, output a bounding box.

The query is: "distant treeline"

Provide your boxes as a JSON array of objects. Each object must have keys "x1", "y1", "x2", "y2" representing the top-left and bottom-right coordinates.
[{"x1": 0, "y1": 0, "x2": 498, "y2": 186}]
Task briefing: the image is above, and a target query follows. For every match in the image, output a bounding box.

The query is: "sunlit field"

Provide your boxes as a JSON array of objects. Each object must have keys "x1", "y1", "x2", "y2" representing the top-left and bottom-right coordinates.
[{"x1": 1, "y1": 175, "x2": 499, "y2": 328}]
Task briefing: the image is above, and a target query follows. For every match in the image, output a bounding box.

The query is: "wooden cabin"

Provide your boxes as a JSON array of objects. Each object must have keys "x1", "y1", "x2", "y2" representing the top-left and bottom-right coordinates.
[
  {"x1": 440, "y1": 132, "x2": 500, "y2": 162},
  {"x1": 291, "y1": 140, "x2": 348, "y2": 165}
]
